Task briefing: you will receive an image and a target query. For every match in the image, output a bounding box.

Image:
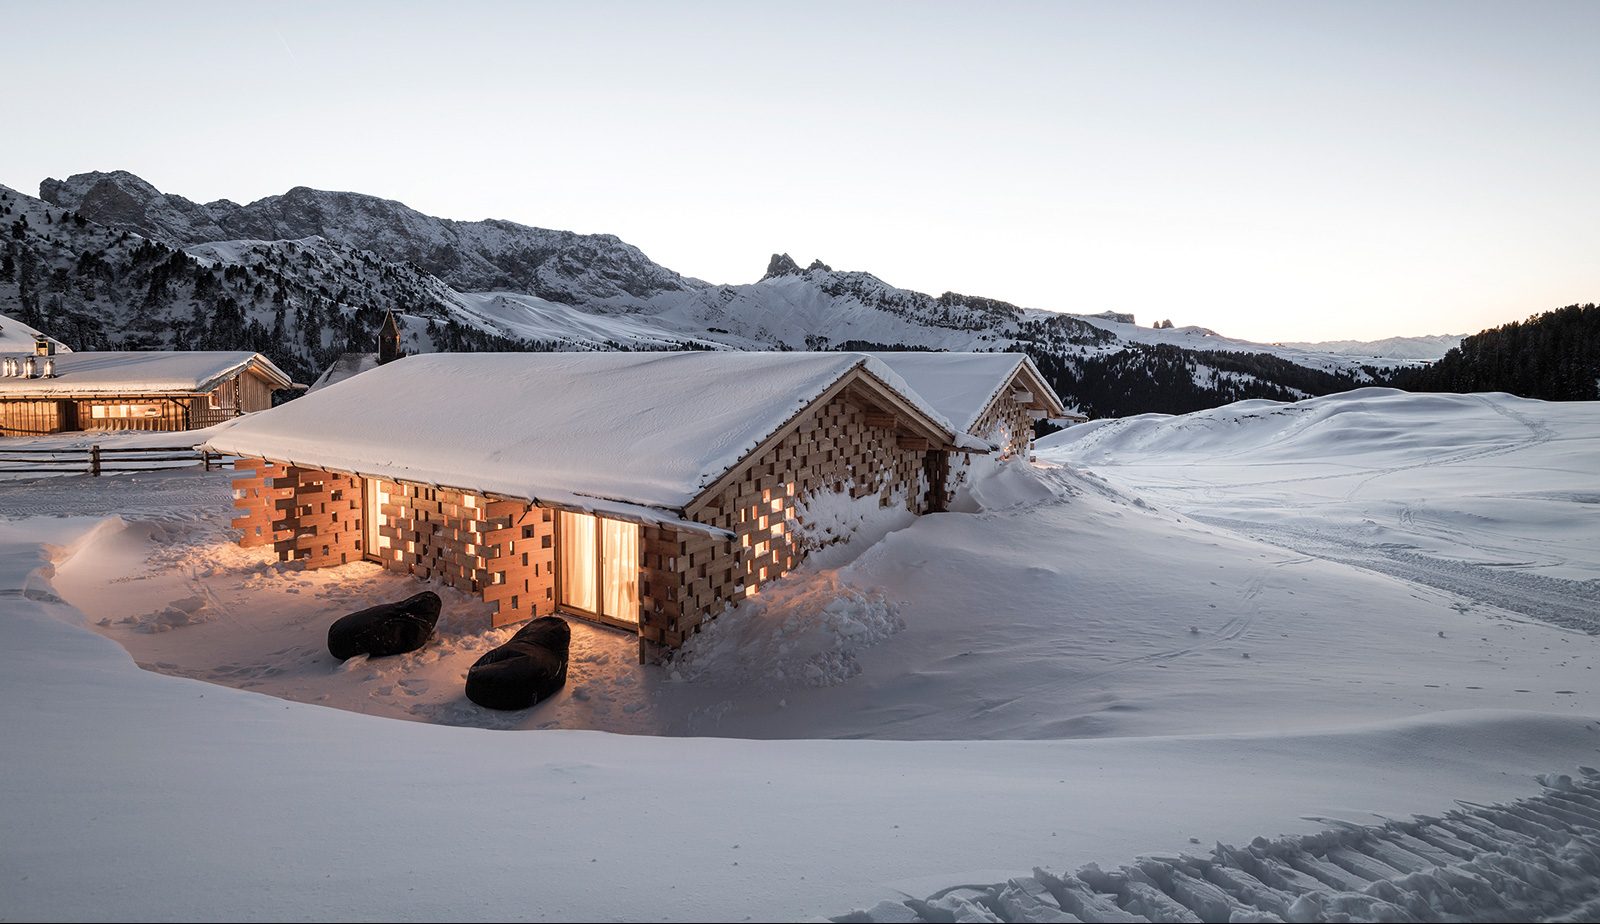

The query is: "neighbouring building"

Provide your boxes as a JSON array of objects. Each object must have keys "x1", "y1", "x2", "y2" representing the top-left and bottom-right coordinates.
[
  {"x1": 0, "y1": 341, "x2": 297, "y2": 436},
  {"x1": 308, "y1": 309, "x2": 406, "y2": 394},
  {"x1": 864, "y1": 352, "x2": 1068, "y2": 461},
  {"x1": 208, "y1": 351, "x2": 991, "y2": 660}
]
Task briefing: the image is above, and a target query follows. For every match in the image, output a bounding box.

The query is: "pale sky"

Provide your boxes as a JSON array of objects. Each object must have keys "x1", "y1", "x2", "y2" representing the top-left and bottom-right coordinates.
[{"x1": 3, "y1": 0, "x2": 1596, "y2": 342}]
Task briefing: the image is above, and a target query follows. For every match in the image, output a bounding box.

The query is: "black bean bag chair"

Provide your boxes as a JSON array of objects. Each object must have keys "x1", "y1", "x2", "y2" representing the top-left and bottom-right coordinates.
[
  {"x1": 326, "y1": 591, "x2": 442, "y2": 661},
  {"x1": 465, "y1": 616, "x2": 571, "y2": 710}
]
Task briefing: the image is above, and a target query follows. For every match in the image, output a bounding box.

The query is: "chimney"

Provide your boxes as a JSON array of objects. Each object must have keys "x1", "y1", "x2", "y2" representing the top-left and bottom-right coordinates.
[
  {"x1": 378, "y1": 310, "x2": 403, "y2": 365},
  {"x1": 33, "y1": 333, "x2": 55, "y2": 356}
]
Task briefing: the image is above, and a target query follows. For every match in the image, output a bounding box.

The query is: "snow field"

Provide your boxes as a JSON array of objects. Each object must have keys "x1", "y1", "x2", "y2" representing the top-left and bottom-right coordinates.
[{"x1": 2, "y1": 387, "x2": 1597, "y2": 919}]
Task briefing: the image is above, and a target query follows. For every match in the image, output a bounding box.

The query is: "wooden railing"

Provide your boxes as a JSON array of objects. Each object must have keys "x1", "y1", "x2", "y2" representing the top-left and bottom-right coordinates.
[{"x1": 0, "y1": 444, "x2": 232, "y2": 476}]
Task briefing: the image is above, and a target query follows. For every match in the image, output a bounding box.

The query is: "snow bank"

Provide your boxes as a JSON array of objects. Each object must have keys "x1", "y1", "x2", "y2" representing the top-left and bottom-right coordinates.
[
  {"x1": 1040, "y1": 388, "x2": 1600, "y2": 627},
  {"x1": 668, "y1": 574, "x2": 905, "y2": 690},
  {"x1": 6, "y1": 520, "x2": 1600, "y2": 921}
]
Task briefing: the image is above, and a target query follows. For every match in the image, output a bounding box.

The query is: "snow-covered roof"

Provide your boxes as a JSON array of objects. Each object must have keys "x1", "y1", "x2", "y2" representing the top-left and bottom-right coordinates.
[
  {"x1": 0, "y1": 351, "x2": 295, "y2": 396},
  {"x1": 863, "y1": 352, "x2": 1066, "y2": 434},
  {"x1": 0, "y1": 312, "x2": 71, "y2": 354},
  {"x1": 205, "y1": 351, "x2": 965, "y2": 514},
  {"x1": 308, "y1": 353, "x2": 379, "y2": 393}
]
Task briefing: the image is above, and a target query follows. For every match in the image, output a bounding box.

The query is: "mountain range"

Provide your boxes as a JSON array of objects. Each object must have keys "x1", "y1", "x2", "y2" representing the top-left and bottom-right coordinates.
[{"x1": 3, "y1": 170, "x2": 1457, "y2": 416}]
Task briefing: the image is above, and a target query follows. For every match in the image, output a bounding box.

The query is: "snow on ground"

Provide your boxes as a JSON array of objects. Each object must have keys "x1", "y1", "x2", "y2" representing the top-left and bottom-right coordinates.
[
  {"x1": 2, "y1": 388, "x2": 1598, "y2": 919},
  {"x1": 1039, "y1": 388, "x2": 1600, "y2": 630}
]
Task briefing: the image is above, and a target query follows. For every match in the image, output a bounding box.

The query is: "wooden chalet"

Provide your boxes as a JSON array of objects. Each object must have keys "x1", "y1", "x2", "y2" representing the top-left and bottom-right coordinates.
[
  {"x1": 207, "y1": 351, "x2": 987, "y2": 660},
  {"x1": 0, "y1": 341, "x2": 296, "y2": 437},
  {"x1": 865, "y1": 352, "x2": 1067, "y2": 459}
]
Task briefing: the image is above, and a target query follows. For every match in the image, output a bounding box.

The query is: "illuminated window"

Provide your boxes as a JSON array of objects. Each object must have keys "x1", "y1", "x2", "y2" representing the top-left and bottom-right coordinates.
[{"x1": 90, "y1": 403, "x2": 162, "y2": 420}]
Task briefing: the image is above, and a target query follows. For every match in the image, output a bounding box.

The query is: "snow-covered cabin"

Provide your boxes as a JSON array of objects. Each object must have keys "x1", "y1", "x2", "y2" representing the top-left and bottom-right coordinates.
[
  {"x1": 863, "y1": 352, "x2": 1067, "y2": 459},
  {"x1": 208, "y1": 351, "x2": 979, "y2": 658},
  {"x1": 0, "y1": 347, "x2": 296, "y2": 436}
]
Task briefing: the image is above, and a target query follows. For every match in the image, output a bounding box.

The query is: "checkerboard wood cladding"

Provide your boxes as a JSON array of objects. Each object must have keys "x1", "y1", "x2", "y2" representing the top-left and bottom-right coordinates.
[
  {"x1": 230, "y1": 458, "x2": 290, "y2": 547},
  {"x1": 641, "y1": 392, "x2": 936, "y2": 648},
  {"x1": 275, "y1": 467, "x2": 363, "y2": 568},
  {"x1": 233, "y1": 464, "x2": 556, "y2": 627},
  {"x1": 376, "y1": 482, "x2": 496, "y2": 599},
  {"x1": 481, "y1": 501, "x2": 556, "y2": 627},
  {"x1": 970, "y1": 389, "x2": 1035, "y2": 459}
]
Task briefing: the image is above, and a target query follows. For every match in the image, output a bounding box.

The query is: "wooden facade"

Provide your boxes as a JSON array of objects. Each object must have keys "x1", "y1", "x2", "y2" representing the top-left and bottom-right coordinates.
[
  {"x1": 229, "y1": 366, "x2": 956, "y2": 661},
  {"x1": 968, "y1": 363, "x2": 1062, "y2": 460},
  {"x1": 0, "y1": 366, "x2": 284, "y2": 437},
  {"x1": 969, "y1": 387, "x2": 1039, "y2": 460}
]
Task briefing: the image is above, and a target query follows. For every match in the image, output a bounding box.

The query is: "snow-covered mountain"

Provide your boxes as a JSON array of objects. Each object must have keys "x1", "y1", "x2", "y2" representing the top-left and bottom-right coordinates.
[
  {"x1": 12, "y1": 170, "x2": 1424, "y2": 415},
  {"x1": 41, "y1": 170, "x2": 694, "y2": 302},
  {"x1": 0, "y1": 183, "x2": 527, "y2": 383},
  {"x1": 1278, "y1": 333, "x2": 1464, "y2": 361}
]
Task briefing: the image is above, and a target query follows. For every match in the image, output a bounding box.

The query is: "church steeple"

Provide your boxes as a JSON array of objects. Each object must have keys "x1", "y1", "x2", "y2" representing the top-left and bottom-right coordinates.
[{"x1": 378, "y1": 310, "x2": 403, "y2": 365}]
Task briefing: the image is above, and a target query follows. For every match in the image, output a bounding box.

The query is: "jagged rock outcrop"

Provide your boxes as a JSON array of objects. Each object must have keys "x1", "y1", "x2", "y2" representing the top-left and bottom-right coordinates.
[{"x1": 763, "y1": 253, "x2": 803, "y2": 279}]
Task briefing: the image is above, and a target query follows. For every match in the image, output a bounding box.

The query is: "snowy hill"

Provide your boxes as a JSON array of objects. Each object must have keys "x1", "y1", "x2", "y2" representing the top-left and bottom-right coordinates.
[
  {"x1": 1279, "y1": 332, "x2": 1465, "y2": 361},
  {"x1": 14, "y1": 170, "x2": 1444, "y2": 415}
]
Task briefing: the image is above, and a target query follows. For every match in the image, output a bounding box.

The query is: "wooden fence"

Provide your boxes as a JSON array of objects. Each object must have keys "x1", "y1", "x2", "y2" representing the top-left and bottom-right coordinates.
[{"x1": 0, "y1": 444, "x2": 232, "y2": 476}]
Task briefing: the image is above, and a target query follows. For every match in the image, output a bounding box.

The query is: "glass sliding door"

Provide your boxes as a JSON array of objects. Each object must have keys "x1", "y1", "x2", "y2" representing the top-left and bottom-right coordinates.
[
  {"x1": 557, "y1": 511, "x2": 641, "y2": 627},
  {"x1": 600, "y1": 518, "x2": 640, "y2": 625},
  {"x1": 558, "y1": 510, "x2": 598, "y2": 614},
  {"x1": 362, "y1": 477, "x2": 387, "y2": 562}
]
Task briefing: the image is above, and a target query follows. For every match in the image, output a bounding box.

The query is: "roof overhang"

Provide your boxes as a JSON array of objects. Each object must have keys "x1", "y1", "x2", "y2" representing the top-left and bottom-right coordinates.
[
  {"x1": 998, "y1": 355, "x2": 1067, "y2": 420},
  {"x1": 683, "y1": 360, "x2": 965, "y2": 517}
]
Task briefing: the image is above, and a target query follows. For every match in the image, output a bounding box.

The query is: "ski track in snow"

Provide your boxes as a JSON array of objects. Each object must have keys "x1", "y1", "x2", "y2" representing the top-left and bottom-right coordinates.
[
  {"x1": 837, "y1": 768, "x2": 1600, "y2": 923},
  {"x1": 1190, "y1": 514, "x2": 1600, "y2": 635}
]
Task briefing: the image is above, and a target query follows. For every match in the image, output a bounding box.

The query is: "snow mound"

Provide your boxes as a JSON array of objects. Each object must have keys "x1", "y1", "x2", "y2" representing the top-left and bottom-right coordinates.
[
  {"x1": 792, "y1": 488, "x2": 919, "y2": 570},
  {"x1": 668, "y1": 573, "x2": 904, "y2": 690},
  {"x1": 1036, "y1": 387, "x2": 1551, "y2": 466}
]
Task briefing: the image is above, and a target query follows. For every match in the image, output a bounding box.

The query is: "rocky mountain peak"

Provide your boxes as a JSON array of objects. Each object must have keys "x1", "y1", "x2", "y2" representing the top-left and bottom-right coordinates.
[
  {"x1": 39, "y1": 170, "x2": 693, "y2": 303},
  {"x1": 762, "y1": 254, "x2": 835, "y2": 280},
  {"x1": 763, "y1": 253, "x2": 803, "y2": 279},
  {"x1": 41, "y1": 170, "x2": 227, "y2": 242}
]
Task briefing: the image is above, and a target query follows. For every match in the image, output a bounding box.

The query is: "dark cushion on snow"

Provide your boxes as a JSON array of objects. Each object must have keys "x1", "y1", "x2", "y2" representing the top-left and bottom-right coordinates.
[
  {"x1": 465, "y1": 616, "x2": 571, "y2": 711},
  {"x1": 326, "y1": 591, "x2": 442, "y2": 661}
]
